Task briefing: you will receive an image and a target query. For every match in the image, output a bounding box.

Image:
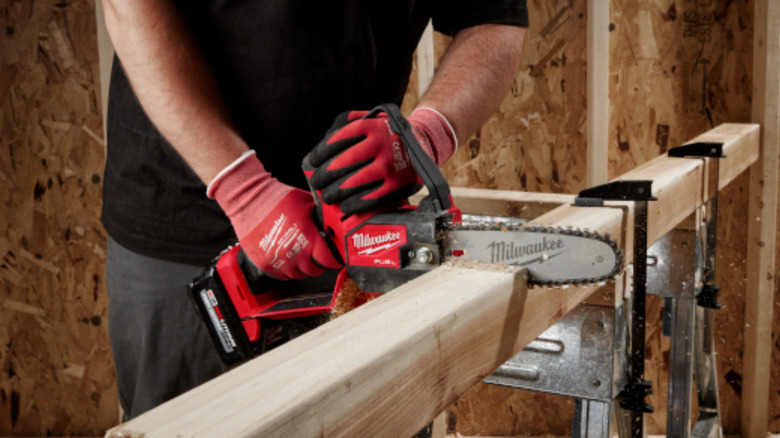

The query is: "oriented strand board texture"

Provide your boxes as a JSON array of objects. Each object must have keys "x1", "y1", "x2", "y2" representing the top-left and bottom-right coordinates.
[
  {"x1": 0, "y1": 0, "x2": 117, "y2": 435},
  {"x1": 441, "y1": 0, "x2": 590, "y2": 195},
  {"x1": 405, "y1": 0, "x2": 763, "y2": 435},
  {"x1": 609, "y1": 0, "x2": 754, "y2": 433},
  {"x1": 608, "y1": 0, "x2": 754, "y2": 176}
]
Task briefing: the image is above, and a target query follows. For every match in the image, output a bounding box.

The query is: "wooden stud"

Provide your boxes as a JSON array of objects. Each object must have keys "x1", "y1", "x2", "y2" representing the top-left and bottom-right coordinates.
[
  {"x1": 743, "y1": 0, "x2": 780, "y2": 436},
  {"x1": 416, "y1": 20, "x2": 435, "y2": 99},
  {"x1": 442, "y1": 187, "x2": 572, "y2": 219},
  {"x1": 94, "y1": 0, "x2": 114, "y2": 141},
  {"x1": 587, "y1": 0, "x2": 610, "y2": 186}
]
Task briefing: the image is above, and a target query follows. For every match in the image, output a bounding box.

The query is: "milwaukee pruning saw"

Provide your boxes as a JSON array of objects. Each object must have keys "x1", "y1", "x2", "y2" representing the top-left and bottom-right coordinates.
[{"x1": 189, "y1": 104, "x2": 623, "y2": 365}]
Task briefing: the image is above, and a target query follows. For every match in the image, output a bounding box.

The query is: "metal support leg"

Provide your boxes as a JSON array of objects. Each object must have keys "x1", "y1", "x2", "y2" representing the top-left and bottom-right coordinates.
[
  {"x1": 573, "y1": 399, "x2": 614, "y2": 438},
  {"x1": 576, "y1": 180, "x2": 657, "y2": 438},
  {"x1": 648, "y1": 228, "x2": 701, "y2": 438},
  {"x1": 667, "y1": 296, "x2": 696, "y2": 438},
  {"x1": 691, "y1": 306, "x2": 723, "y2": 438},
  {"x1": 665, "y1": 142, "x2": 726, "y2": 438}
]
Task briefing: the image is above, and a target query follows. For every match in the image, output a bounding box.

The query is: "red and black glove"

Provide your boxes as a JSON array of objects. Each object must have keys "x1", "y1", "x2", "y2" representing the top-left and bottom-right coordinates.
[
  {"x1": 305, "y1": 107, "x2": 458, "y2": 217},
  {"x1": 208, "y1": 151, "x2": 343, "y2": 280}
]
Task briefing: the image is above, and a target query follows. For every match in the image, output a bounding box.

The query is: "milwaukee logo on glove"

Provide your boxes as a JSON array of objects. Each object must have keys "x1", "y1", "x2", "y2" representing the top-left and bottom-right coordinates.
[
  {"x1": 259, "y1": 213, "x2": 309, "y2": 271},
  {"x1": 391, "y1": 140, "x2": 410, "y2": 172},
  {"x1": 347, "y1": 225, "x2": 407, "y2": 268}
]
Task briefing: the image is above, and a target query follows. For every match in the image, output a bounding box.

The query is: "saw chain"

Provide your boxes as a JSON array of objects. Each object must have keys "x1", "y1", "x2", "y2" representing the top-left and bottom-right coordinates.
[{"x1": 444, "y1": 217, "x2": 625, "y2": 287}]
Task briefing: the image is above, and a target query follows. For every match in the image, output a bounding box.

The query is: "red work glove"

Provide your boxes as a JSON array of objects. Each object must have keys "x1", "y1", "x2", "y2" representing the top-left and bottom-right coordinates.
[
  {"x1": 208, "y1": 151, "x2": 342, "y2": 280},
  {"x1": 305, "y1": 106, "x2": 457, "y2": 217}
]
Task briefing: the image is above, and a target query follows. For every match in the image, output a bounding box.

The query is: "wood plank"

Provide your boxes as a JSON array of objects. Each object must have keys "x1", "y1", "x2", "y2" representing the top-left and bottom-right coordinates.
[
  {"x1": 743, "y1": 0, "x2": 780, "y2": 435},
  {"x1": 107, "y1": 262, "x2": 530, "y2": 438},
  {"x1": 586, "y1": 0, "x2": 610, "y2": 186},
  {"x1": 612, "y1": 123, "x2": 757, "y2": 254},
  {"x1": 411, "y1": 187, "x2": 572, "y2": 219},
  {"x1": 94, "y1": 0, "x2": 113, "y2": 140},
  {"x1": 416, "y1": 20, "x2": 435, "y2": 99},
  {"x1": 530, "y1": 123, "x2": 758, "y2": 305},
  {"x1": 693, "y1": 123, "x2": 762, "y2": 190},
  {"x1": 450, "y1": 187, "x2": 573, "y2": 218}
]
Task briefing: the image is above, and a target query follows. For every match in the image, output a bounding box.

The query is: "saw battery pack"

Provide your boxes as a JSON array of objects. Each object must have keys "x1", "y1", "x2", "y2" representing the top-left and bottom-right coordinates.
[{"x1": 189, "y1": 245, "x2": 337, "y2": 365}]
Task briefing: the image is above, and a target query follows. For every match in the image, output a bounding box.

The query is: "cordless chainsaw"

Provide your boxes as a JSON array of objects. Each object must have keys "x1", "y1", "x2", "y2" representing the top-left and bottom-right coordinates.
[{"x1": 189, "y1": 104, "x2": 623, "y2": 365}]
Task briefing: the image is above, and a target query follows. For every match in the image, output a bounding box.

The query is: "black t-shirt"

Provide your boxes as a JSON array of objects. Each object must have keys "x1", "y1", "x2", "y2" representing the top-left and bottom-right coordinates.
[{"x1": 102, "y1": 0, "x2": 528, "y2": 265}]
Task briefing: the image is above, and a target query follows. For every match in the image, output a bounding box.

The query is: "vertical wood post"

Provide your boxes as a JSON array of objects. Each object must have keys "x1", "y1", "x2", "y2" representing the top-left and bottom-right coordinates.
[
  {"x1": 743, "y1": 0, "x2": 780, "y2": 436},
  {"x1": 93, "y1": 1, "x2": 114, "y2": 143},
  {"x1": 587, "y1": 0, "x2": 610, "y2": 186},
  {"x1": 416, "y1": 20, "x2": 436, "y2": 99}
]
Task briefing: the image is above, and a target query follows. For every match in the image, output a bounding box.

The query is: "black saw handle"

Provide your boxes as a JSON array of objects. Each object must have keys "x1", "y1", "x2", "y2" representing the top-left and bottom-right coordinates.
[{"x1": 366, "y1": 103, "x2": 454, "y2": 213}]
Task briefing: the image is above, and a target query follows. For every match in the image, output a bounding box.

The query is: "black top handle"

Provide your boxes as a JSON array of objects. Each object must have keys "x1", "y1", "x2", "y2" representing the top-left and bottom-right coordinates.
[{"x1": 366, "y1": 103, "x2": 454, "y2": 213}]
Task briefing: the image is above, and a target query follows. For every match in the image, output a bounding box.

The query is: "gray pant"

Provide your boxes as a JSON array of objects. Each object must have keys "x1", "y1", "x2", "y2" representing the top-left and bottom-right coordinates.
[{"x1": 106, "y1": 236, "x2": 225, "y2": 420}]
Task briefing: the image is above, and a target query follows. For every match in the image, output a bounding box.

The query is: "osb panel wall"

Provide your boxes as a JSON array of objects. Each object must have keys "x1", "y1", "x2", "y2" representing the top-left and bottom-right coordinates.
[
  {"x1": 0, "y1": 0, "x2": 117, "y2": 435},
  {"x1": 609, "y1": 0, "x2": 753, "y2": 433},
  {"x1": 441, "y1": 0, "x2": 589, "y2": 195},
  {"x1": 403, "y1": 0, "x2": 765, "y2": 435}
]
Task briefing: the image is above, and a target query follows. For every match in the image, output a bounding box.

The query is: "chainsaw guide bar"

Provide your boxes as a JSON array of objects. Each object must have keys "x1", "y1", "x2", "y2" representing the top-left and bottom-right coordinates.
[{"x1": 443, "y1": 217, "x2": 624, "y2": 287}]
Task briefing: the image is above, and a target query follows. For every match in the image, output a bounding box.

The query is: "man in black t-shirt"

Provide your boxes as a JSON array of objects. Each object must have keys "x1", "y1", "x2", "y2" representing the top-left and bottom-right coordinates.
[{"x1": 100, "y1": 0, "x2": 528, "y2": 420}]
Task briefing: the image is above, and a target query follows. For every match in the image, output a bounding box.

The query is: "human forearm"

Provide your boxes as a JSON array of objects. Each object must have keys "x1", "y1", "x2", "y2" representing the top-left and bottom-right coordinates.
[
  {"x1": 101, "y1": 0, "x2": 248, "y2": 184},
  {"x1": 418, "y1": 24, "x2": 527, "y2": 145}
]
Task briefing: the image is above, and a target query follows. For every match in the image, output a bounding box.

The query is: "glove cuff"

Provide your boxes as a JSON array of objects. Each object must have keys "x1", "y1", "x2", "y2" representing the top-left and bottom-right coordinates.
[
  {"x1": 207, "y1": 150, "x2": 256, "y2": 199},
  {"x1": 207, "y1": 150, "x2": 292, "y2": 238},
  {"x1": 408, "y1": 106, "x2": 458, "y2": 167}
]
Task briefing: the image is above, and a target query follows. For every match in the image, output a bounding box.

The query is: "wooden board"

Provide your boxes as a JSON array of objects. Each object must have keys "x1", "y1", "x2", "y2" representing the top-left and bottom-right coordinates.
[
  {"x1": 587, "y1": 0, "x2": 610, "y2": 186},
  {"x1": 622, "y1": 123, "x2": 758, "y2": 251},
  {"x1": 532, "y1": 124, "x2": 758, "y2": 259},
  {"x1": 107, "y1": 262, "x2": 530, "y2": 438},
  {"x1": 743, "y1": 0, "x2": 780, "y2": 435},
  {"x1": 411, "y1": 187, "x2": 573, "y2": 219}
]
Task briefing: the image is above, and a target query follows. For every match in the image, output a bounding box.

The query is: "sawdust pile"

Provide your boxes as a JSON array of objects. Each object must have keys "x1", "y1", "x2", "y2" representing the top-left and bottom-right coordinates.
[{"x1": 330, "y1": 276, "x2": 380, "y2": 319}]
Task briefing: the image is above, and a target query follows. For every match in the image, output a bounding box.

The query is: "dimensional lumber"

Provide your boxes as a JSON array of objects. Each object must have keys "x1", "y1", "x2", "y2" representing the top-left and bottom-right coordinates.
[
  {"x1": 532, "y1": 124, "x2": 759, "y2": 261},
  {"x1": 94, "y1": 0, "x2": 114, "y2": 138},
  {"x1": 107, "y1": 262, "x2": 530, "y2": 438},
  {"x1": 743, "y1": 0, "x2": 780, "y2": 435},
  {"x1": 413, "y1": 187, "x2": 573, "y2": 219},
  {"x1": 416, "y1": 20, "x2": 435, "y2": 99},
  {"x1": 106, "y1": 198, "x2": 626, "y2": 438},
  {"x1": 586, "y1": 0, "x2": 609, "y2": 186}
]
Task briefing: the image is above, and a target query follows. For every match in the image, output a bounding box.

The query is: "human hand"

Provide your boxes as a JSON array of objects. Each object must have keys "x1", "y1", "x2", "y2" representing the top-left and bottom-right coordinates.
[
  {"x1": 209, "y1": 151, "x2": 342, "y2": 280},
  {"x1": 305, "y1": 106, "x2": 457, "y2": 217}
]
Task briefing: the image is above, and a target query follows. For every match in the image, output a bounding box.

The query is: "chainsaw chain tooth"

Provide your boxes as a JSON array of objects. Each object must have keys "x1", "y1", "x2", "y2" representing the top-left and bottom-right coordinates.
[{"x1": 446, "y1": 217, "x2": 624, "y2": 287}]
